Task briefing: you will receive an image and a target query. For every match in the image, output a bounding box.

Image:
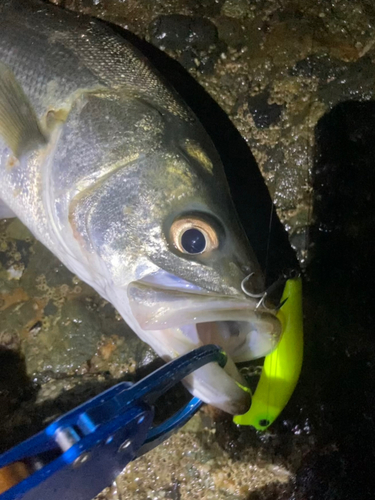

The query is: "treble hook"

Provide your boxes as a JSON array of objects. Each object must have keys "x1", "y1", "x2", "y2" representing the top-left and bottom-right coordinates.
[
  {"x1": 257, "y1": 274, "x2": 290, "y2": 311},
  {"x1": 240, "y1": 272, "x2": 264, "y2": 298},
  {"x1": 241, "y1": 273, "x2": 289, "y2": 312},
  {"x1": 255, "y1": 292, "x2": 288, "y2": 312}
]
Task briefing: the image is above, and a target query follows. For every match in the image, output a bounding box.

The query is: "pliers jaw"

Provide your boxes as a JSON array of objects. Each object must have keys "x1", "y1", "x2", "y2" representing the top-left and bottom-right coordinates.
[{"x1": 0, "y1": 345, "x2": 226, "y2": 500}]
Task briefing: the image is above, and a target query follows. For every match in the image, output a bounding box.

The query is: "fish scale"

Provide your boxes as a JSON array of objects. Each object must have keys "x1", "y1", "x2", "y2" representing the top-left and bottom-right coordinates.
[
  {"x1": 0, "y1": 0, "x2": 283, "y2": 415},
  {"x1": 1, "y1": 0, "x2": 188, "y2": 118}
]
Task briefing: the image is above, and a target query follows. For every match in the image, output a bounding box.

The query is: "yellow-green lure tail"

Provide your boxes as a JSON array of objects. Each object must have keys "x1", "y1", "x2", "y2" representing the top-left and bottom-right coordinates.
[{"x1": 234, "y1": 277, "x2": 303, "y2": 430}]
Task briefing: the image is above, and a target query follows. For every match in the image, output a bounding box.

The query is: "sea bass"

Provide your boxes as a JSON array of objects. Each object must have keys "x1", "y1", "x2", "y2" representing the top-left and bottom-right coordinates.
[{"x1": 0, "y1": 0, "x2": 281, "y2": 414}]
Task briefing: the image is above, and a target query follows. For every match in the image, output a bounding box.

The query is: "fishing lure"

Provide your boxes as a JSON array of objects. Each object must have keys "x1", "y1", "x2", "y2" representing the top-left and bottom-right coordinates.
[{"x1": 234, "y1": 277, "x2": 303, "y2": 429}]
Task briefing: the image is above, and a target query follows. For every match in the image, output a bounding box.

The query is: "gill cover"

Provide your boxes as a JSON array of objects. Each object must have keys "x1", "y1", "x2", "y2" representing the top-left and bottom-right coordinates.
[{"x1": 233, "y1": 277, "x2": 303, "y2": 429}]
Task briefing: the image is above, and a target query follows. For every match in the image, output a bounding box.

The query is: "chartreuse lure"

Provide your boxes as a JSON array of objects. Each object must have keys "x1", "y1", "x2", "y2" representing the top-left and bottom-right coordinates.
[{"x1": 234, "y1": 277, "x2": 303, "y2": 429}]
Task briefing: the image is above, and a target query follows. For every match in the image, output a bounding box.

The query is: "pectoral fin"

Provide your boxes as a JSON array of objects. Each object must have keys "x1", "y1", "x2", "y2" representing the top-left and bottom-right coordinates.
[{"x1": 0, "y1": 62, "x2": 47, "y2": 157}]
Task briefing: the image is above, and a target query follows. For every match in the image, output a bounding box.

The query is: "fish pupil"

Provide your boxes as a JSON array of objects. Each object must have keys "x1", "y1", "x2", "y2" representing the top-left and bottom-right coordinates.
[{"x1": 181, "y1": 228, "x2": 206, "y2": 254}]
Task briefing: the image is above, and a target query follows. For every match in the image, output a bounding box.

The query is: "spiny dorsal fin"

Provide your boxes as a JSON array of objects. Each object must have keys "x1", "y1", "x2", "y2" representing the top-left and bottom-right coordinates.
[{"x1": 0, "y1": 62, "x2": 47, "y2": 158}]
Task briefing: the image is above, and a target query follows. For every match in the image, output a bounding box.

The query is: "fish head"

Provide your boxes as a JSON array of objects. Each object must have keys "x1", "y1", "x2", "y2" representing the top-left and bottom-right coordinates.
[{"x1": 56, "y1": 90, "x2": 282, "y2": 414}]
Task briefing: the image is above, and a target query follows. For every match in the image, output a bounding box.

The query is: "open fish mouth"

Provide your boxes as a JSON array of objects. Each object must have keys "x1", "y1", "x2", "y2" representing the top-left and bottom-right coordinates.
[{"x1": 127, "y1": 271, "x2": 282, "y2": 415}]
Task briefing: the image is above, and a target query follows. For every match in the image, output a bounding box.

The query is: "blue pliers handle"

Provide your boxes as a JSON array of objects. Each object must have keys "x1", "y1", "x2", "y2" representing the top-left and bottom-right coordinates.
[{"x1": 0, "y1": 345, "x2": 227, "y2": 500}]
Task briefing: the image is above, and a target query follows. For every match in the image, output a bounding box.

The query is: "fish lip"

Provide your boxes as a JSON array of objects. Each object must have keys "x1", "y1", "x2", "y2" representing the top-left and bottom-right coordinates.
[
  {"x1": 128, "y1": 271, "x2": 282, "y2": 359},
  {"x1": 136, "y1": 268, "x2": 218, "y2": 295}
]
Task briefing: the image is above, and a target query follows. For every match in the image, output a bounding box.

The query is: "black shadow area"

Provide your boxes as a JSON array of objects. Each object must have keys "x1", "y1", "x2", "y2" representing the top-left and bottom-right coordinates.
[
  {"x1": 0, "y1": 348, "x2": 36, "y2": 453},
  {"x1": 293, "y1": 101, "x2": 375, "y2": 500}
]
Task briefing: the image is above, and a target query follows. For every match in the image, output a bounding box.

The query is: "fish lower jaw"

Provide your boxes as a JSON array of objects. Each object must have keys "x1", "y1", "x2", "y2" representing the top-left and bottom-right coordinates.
[
  {"x1": 137, "y1": 323, "x2": 253, "y2": 415},
  {"x1": 125, "y1": 281, "x2": 281, "y2": 414}
]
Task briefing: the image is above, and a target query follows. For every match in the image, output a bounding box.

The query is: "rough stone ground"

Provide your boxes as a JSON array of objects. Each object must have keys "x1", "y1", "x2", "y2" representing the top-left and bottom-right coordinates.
[{"x1": 1, "y1": 0, "x2": 375, "y2": 499}]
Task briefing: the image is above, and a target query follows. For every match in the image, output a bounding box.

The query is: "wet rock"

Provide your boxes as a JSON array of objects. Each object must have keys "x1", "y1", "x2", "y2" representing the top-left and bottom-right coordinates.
[
  {"x1": 148, "y1": 14, "x2": 224, "y2": 74},
  {"x1": 246, "y1": 90, "x2": 283, "y2": 129},
  {"x1": 20, "y1": 242, "x2": 75, "y2": 290},
  {"x1": 13, "y1": 240, "x2": 32, "y2": 268},
  {"x1": 214, "y1": 15, "x2": 247, "y2": 47},
  {"x1": 290, "y1": 54, "x2": 347, "y2": 82},
  {"x1": 0, "y1": 299, "x2": 40, "y2": 341},
  {"x1": 215, "y1": 15, "x2": 266, "y2": 54},
  {"x1": 262, "y1": 148, "x2": 285, "y2": 173},
  {"x1": 248, "y1": 481, "x2": 293, "y2": 500},
  {"x1": 5, "y1": 219, "x2": 33, "y2": 240},
  {"x1": 43, "y1": 300, "x2": 58, "y2": 317},
  {"x1": 177, "y1": 47, "x2": 222, "y2": 74},
  {"x1": 0, "y1": 329, "x2": 20, "y2": 350},
  {"x1": 261, "y1": 19, "x2": 322, "y2": 69},
  {"x1": 196, "y1": 51, "x2": 219, "y2": 73},
  {"x1": 318, "y1": 56, "x2": 375, "y2": 107},
  {"x1": 177, "y1": 49, "x2": 197, "y2": 71},
  {"x1": 24, "y1": 297, "x2": 103, "y2": 375},
  {"x1": 149, "y1": 15, "x2": 218, "y2": 51},
  {"x1": 289, "y1": 229, "x2": 309, "y2": 258},
  {"x1": 221, "y1": 0, "x2": 253, "y2": 19},
  {"x1": 193, "y1": 0, "x2": 226, "y2": 17},
  {"x1": 114, "y1": 417, "x2": 293, "y2": 500}
]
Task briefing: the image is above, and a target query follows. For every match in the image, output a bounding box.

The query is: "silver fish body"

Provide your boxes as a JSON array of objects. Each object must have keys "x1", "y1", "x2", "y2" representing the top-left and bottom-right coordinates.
[{"x1": 0, "y1": 0, "x2": 281, "y2": 414}]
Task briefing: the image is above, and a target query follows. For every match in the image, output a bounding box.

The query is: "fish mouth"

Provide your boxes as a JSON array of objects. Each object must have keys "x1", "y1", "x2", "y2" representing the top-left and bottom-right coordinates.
[{"x1": 127, "y1": 271, "x2": 282, "y2": 415}]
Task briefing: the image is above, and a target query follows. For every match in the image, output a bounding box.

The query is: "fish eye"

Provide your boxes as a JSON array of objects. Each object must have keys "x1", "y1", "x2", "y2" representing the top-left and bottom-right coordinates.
[
  {"x1": 170, "y1": 217, "x2": 219, "y2": 255},
  {"x1": 181, "y1": 228, "x2": 206, "y2": 254}
]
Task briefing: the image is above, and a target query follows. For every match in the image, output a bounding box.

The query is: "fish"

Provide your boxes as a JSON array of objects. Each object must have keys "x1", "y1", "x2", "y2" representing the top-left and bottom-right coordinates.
[{"x1": 0, "y1": 0, "x2": 282, "y2": 414}]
